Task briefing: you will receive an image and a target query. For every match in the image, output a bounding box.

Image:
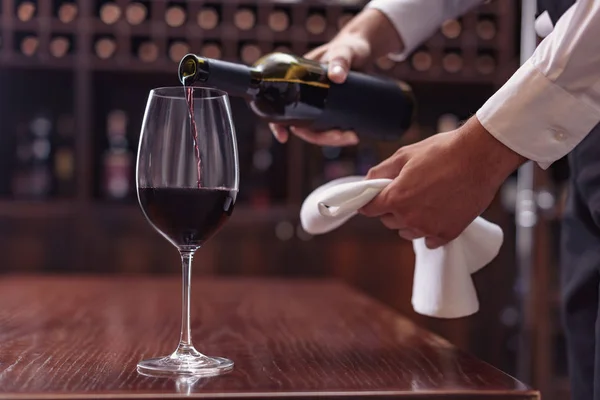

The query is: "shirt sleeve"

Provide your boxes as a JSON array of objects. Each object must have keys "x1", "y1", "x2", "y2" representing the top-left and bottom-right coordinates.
[
  {"x1": 476, "y1": 0, "x2": 600, "y2": 169},
  {"x1": 365, "y1": 0, "x2": 485, "y2": 61}
]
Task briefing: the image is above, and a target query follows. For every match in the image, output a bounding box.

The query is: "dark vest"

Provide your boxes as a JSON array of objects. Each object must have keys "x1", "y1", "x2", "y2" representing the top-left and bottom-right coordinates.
[{"x1": 536, "y1": 0, "x2": 576, "y2": 24}]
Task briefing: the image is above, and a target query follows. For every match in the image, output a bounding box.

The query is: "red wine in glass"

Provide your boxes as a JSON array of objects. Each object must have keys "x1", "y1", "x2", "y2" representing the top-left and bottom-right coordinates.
[
  {"x1": 136, "y1": 86, "x2": 239, "y2": 377},
  {"x1": 138, "y1": 187, "x2": 236, "y2": 248}
]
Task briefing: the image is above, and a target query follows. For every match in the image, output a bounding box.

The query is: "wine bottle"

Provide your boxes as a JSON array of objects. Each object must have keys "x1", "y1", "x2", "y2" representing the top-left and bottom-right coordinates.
[
  {"x1": 441, "y1": 19, "x2": 461, "y2": 39},
  {"x1": 234, "y1": 7, "x2": 255, "y2": 30},
  {"x1": 12, "y1": 121, "x2": 32, "y2": 198},
  {"x1": 28, "y1": 114, "x2": 53, "y2": 198},
  {"x1": 169, "y1": 40, "x2": 189, "y2": 63},
  {"x1": 442, "y1": 51, "x2": 463, "y2": 73},
  {"x1": 57, "y1": 1, "x2": 78, "y2": 23},
  {"x1": 476, "y1": 54, "x2": 496, "y2": 75},
  {"x1": 125, "y1": 2, "x2": 147, "y2": 25},
  {"x1": 20, "y1": 35, "x2": 39, "y2": 56},
  {"x1": 197, "y1": 6, "x2": 219, "y2": 30},
  {"x1": 201, "y1": 42, "x2": 221, "y2": 59},
  {"x1": 95, "y1": 36, "x2": 116, "y2": 59},
  {"x1": 99, "y1": 2, "x2": 121, "y2": 25},
  {"x1": 17, "y1": 1, "x2": 36, "y2": 22},
  {"x1": 54, "y1": 113, "x2": 76, "y2": 197},
  {"x1": 411, "y1": 50, "x2": 431, "y2": 71},
  {"x1": 273, "y1": 44, "x2": 291, "y2": 54},
  {"x1": 178, "y1": 52, "x2": 415, "y2": 141},
  {"x1": 306, "y1": 11, "x2": 326, "y2": 35},
  {"x1": 268, "y1": 9, "x2": 289, "y2": 32},
  {"x1": 49, "y1": 36, "x2": 70, "y2": 58},
  {"x1": 248, "y1": 124, "x2": 274, "y2": 209},
  {"x1": 103, "y1": 110, "x2": 132, "y2": 200},
  {"x1": 375, "y1": 56, "x2": 394, "y2": 71},
  {"x1": 138, "y1": 40, "x2": 158, "y2": 63},
  {"x1": 165, "y1": 4, "x2": 186, "y2": 27},
  {"x1": 239, "y1": 43, "x2": 261, "y2": 64},
  {"x1": 476, "y1": 18, "x2": 496, "y2": 40}
]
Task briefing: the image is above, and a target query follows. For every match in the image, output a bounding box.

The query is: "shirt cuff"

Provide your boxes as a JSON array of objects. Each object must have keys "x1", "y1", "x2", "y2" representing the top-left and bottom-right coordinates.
[
  {"x1": 365, "y1": 0, "x2": 444, "y2": 61},
  {"x1": 476, "y1": 59, "x2": 600, "y2": 169}
]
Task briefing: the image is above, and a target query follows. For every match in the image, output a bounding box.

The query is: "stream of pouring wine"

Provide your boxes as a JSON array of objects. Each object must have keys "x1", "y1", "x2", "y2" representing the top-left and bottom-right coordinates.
[{"x1": 185, "y1": 85, "x2": 202, "y2": 188}]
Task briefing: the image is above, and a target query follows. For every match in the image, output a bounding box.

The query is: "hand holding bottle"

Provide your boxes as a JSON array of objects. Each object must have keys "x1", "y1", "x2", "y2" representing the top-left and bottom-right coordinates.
[
  {"x1": 268, "y1": 31, "x2": 369, "y2": 147},
  {"x1": 269, "y1": 8, "x2": 404, "y2": 146}
]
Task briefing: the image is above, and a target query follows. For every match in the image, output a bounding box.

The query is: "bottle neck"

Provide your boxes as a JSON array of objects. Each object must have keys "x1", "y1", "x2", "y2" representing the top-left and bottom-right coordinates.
[{"x1": 179, "y1": 55, "x2": 256, "y2": 99}]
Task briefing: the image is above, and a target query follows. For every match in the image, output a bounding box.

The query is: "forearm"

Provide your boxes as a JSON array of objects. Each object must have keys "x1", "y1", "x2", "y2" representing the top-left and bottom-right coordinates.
[
  {"x1": 365, "y1": 0, "x2": 485, "y2": 60},
  {"x1": 457, "y1": 116, "x2": 527, "y2": 182},
  {"x1": 476, "y1": 0, "x2": 600, "y2": 169}
]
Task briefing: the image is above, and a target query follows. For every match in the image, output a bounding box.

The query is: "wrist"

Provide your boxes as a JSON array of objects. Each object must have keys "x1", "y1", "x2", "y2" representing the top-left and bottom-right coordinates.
[
  {"x1": 456, "y1": 116, "x2": 527, "y2": 181},
  {"x1": 344, "y1": 8, "x2": 404, "y2": 58}
]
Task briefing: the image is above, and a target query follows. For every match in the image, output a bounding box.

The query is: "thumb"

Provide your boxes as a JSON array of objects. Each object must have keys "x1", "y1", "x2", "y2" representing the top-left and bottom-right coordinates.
[
  {"x1": 326, "y1": 46, "x2": 353, "y2": 84},
  {"x1": 358, "y1": 183, "x2": 393, "y2": 217},
  {"x1": 366, "y1": 151, "x2": 409, "y2": 180}
]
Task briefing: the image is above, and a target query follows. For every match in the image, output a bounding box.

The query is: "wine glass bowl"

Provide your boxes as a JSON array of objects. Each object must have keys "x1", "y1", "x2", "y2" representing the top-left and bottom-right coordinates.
[{"x1": 135, "y1": 86, "x2": 238, "y2": 376}]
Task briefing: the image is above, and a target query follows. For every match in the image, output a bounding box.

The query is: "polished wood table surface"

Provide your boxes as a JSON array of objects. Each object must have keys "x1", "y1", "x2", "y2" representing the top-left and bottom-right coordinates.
[{"x1": 0, "y1": 275, "x2": 538, "y2": 399}]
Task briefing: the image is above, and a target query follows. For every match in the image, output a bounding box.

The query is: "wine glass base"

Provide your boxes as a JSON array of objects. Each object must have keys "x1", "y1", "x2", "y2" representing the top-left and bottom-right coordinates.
[{"x1": 137, "y1": 353, "x2": 233, "y2": 377}]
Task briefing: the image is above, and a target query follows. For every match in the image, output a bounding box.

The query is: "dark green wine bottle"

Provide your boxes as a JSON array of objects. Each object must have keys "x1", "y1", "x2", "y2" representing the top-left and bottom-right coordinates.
[{"x1": 178, "y1": 52, "x2": 416, "y2": 141}]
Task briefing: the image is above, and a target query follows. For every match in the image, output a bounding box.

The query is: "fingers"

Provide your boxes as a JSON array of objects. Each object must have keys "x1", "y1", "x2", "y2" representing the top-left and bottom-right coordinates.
[
  {"x1": 379, "y1": 213, "x2": 404, "y2": 230},
  {"x1": 269, "y1": 123, "x2": 289, "y2": 143},
  {"x1": 290, "y1": 126, "x2": 358, "y2": 146},
  {"x1": 425, "y1": 236, "x2": 449, "y2": 249},
  {"x1": 304, "y1": 45, "x2": 327, "y2": 61},
  {"x1": 378, "y1": 214, "x2": 424, "y2": 240},
  {"x1": 358, "y1": 190, "x2": 388, "y2": 218},
  {"x1": 398, "y1": 229, "x2": 425, "y2": 241},
  {"x1": 359, "y1": 184, "x2": 453, "y2": 247},
  {"x1": 324, "y1": 45, "x2": 353, "y2": 83},
  {"x1": 365, "y1": 159, "x2": 396, "y2": 180},
  {"x1": 269, "y1": 123, "x2": 359, "y2": 146},
  {"x1": 376, "y1": 211, "x2": 448, "y2": 244}
]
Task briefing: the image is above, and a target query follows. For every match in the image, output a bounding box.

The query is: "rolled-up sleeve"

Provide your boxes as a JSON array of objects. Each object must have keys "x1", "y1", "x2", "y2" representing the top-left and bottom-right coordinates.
[
  {"x1": 365, "y1": 0, "x2": 484, "y2": 61},
  {"x1": 476, "y1": 0, "x2": 600, "y2": 169}
]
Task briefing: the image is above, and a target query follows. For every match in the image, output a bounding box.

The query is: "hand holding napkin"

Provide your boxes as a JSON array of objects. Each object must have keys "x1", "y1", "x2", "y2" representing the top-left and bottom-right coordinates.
[{"x1": 300, "y1": 176, "x2": 503, "y2": 319}]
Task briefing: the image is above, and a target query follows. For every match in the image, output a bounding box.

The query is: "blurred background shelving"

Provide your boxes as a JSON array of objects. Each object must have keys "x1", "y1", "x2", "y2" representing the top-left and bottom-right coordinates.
[{"x1": 0, "y1": 0, "x2": 571, "y2": 399}]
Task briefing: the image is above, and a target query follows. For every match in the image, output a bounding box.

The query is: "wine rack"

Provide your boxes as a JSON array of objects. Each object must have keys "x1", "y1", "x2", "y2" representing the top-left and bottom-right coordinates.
[
  {"x1": 0, "y1": 0, "x2": 520, "y2": 204},
  {"x1": 0, "y1": 0, "x2": 517, "y2": 78},
  {"x1": 0, "y1": 2, "x2": 566, "y2": 400}
]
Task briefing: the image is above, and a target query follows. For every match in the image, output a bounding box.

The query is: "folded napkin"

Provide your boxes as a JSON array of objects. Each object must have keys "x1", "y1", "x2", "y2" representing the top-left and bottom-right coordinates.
[{"x1": 300, "y1": 176, "x2": 503, "y2": 319}]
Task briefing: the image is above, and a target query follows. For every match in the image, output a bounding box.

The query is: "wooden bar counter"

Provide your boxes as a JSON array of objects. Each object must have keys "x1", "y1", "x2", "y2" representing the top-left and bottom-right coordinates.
[{"x1": 0, "y1": 275, "x2": 538, "y2": 399}]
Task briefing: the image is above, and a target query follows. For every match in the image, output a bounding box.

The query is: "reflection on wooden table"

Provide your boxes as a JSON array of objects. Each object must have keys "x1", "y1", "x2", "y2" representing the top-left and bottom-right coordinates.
[{"x1": 0, "y1": 275, "x2": 538, "y2": 399}]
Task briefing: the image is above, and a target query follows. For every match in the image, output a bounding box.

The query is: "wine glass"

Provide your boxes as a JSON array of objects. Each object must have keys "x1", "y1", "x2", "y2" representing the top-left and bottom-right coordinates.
[{"x1": 135, "y1": 86, "x2": 239, "y2": 376}]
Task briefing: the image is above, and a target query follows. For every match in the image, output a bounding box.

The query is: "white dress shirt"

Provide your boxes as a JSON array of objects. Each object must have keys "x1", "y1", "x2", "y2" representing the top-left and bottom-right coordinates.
[{"x1": 366, "y1": 0, "x2": 600, "y2": 169}]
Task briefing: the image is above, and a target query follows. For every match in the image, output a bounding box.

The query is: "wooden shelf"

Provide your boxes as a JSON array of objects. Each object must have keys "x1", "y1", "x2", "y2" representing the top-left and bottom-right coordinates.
[
  {"x1": 0, "y1": 199, "x2": 299, "y2": 222},
  {"x1": 10, "y1": 18, "x2": 79, "y2": 33},
  {"x1": 0, "y1": 54, "x2": 78, "y2": 70},
  {"x1": 0, "y1": 200, "x2": 77, "y2": 218}
]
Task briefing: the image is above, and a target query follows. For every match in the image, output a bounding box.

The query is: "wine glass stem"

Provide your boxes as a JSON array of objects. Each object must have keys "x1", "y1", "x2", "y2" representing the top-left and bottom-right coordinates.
[{"x1": 178, "y1": 250, "x2": 194, "y2": 352}]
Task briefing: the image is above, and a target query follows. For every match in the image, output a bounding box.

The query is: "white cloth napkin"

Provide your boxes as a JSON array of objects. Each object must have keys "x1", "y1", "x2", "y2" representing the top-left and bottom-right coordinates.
[{"x1": 300, "y1": 176, "x2": 503, "y2": 319}]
